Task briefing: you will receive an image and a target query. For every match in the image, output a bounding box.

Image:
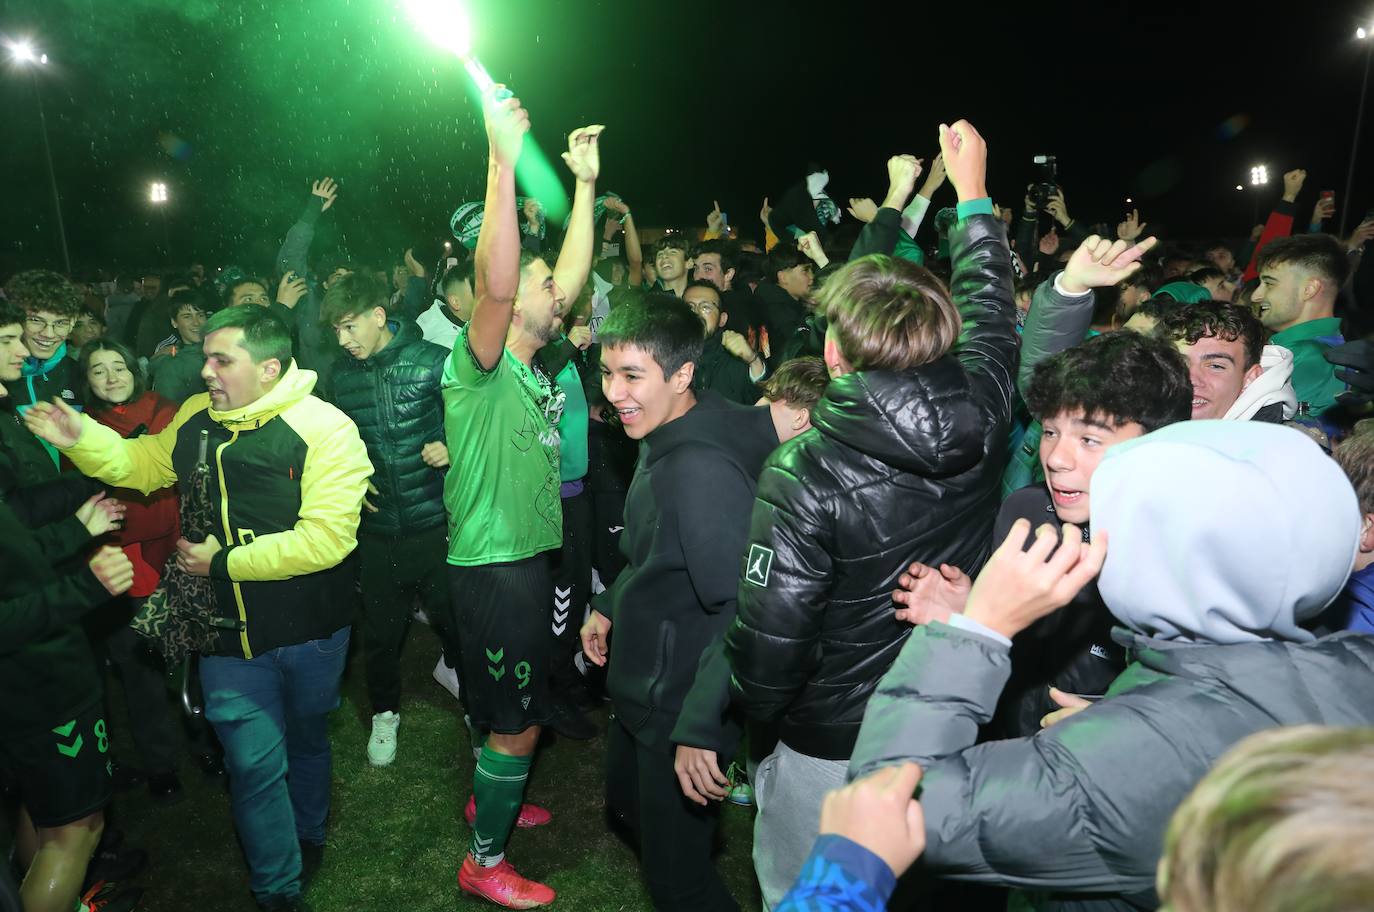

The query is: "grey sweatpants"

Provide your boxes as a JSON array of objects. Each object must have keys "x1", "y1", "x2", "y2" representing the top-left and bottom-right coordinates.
[{"x1": 751, "y1": 740, "x2": 849, "y2": 910}]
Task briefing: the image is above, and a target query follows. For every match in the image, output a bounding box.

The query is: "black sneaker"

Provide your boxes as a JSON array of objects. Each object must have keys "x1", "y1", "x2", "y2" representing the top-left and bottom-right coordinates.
[
  {"x1": 147, "y1": 771, "x2": 184, "y2": 804},
  {"x1": 83, "y1": 846, "x2": 148, "y2": 893},
  {"x1": 548, "y1": 702, "x2": 597, "y2": 741},
  {"x1": 299, "y1": 840, "x2": 324, "y2": 891}
]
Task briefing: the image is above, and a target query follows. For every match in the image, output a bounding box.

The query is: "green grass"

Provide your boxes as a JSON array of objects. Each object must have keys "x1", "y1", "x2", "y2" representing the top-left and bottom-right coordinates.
[{"x1": 95, "y1": 630, "x2": 763, "y2": 911}]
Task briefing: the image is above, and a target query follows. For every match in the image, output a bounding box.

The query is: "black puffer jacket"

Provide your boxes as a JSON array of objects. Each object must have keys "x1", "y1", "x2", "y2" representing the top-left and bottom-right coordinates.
[
  {"x1": 725, "y1": 213, "x2": 1019, "y2": 761},
  {"x1": 329, "y1": 320, "x2": 448, "y2": 537}
]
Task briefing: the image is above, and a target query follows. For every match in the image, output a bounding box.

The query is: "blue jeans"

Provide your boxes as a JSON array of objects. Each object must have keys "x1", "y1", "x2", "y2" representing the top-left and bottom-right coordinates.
[{"x1": 200, "y1": 626, "x2": 350, "y2": 901}]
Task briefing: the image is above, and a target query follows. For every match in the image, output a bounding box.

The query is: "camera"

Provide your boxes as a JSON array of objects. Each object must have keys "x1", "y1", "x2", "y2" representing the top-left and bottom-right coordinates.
[{"x1": 1029, "y1": 154, "x2": 1058, "y2": 210}]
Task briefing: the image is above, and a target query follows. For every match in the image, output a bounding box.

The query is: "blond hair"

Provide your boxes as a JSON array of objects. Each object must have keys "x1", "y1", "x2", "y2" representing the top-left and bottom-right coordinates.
[
  {"x1": 1159, "y1": 725, "x2": 1374, "y2": 912},
  {"x1": 815, "y1": 255, "x2": 962, "y2": 372}
]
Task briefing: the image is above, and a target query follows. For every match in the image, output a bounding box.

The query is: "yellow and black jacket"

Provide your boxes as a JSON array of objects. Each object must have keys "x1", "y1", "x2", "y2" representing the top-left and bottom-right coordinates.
[{"x1": 62, "y1": 364, "x2": 372, "y2": 658}]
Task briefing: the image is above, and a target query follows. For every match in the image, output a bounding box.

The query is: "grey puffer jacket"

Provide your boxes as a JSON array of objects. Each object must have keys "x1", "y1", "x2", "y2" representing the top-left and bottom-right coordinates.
[{"x1": 328, "y1": 320, "x2": 448, "y2": 537}]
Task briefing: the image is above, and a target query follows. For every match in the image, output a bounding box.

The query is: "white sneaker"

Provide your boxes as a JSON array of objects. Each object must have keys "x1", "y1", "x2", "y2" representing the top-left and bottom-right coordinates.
[
  {"x1": 368, "y1": 711, "x2": 400, "y2": 767},
  {"x1": 432, "y1": 657, "x2": 462, "y2": 702}
]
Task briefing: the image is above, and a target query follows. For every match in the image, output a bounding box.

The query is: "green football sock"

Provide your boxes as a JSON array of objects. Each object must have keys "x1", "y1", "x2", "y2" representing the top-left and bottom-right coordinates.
[{"x1": 470, "y1": 746, "x2": 532, "y2": 866}]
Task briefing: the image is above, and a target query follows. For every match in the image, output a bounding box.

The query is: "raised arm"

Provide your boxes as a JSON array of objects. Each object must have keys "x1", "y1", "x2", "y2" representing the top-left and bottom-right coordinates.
[
  {"x1": 276, "y1": 177, "x2": 337, "y2": 278},
  {"x1": 605, "y1": 196, "x2": 643, "y2": 286},
  {"x1": 552, "y1": 125, "x2": 605, "y2": 308},
  {"x1": 467, "y1": 89, "x2": 531, "y2": 371}
]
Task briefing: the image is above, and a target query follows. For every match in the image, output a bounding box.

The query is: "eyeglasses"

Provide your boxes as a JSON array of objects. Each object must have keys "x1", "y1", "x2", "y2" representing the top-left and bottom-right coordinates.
[
  {"x1": 686, "y1": 302, "x2": 720, "y2": 315},
  {"x1": 25, "y1": 316, "x2": 73, "y2": 334}
]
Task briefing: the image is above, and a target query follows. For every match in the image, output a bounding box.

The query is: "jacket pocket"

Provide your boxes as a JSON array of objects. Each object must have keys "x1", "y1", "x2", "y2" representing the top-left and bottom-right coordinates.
[{"x1": 646, "y1": 621, "x2": 676, "y2": 711}]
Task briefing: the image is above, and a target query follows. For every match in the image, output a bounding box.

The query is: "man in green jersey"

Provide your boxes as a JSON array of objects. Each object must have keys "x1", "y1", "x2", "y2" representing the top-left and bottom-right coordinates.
[{"x1": 442, "y1": 85, "x2": 601, "y2": 908}]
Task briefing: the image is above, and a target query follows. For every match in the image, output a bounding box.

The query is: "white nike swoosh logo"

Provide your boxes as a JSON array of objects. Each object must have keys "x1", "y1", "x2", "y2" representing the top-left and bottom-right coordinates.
[{"x1": 609, "y1": 526, "x2": 624, "y2": 533}]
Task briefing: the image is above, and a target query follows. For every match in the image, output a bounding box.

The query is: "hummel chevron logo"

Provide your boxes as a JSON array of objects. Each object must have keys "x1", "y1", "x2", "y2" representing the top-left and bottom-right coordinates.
[
  {"x1": 53, "y1": 720, "x2": 84, "y2": 758},
  {"x1": 486, "y1": 647, "x2": 506, "y2": 681},
  {"x1": 744, "y1": 544, "x2": 774, "y2": 588},
  {"x1": 553, "y1": 586, "x2": 571, "y2": 635},
  {"x1": 474, "y1": 835, "x2": 494, "y2": 851}
]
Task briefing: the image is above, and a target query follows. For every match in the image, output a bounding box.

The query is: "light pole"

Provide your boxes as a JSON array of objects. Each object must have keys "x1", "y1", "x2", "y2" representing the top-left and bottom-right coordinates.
[
  {"x1": 1343, "y1": 25, "x2": 1374, "y2": 236},
  {"x1": 8, "y1": 40, "x2": 70, "y2": 274},
  {"x1": 1249, "y1": 165, "x2": 1269, "y2": 225},
  {"x1": 149, "y1": 181, "x2": 171, "y2": 263}
]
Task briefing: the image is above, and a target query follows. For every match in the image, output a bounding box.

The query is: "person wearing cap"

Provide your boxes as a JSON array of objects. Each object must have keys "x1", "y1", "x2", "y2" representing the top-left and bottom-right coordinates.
[{"x1": 849, "y1": 419, "x2": 1374, "y2": 911}]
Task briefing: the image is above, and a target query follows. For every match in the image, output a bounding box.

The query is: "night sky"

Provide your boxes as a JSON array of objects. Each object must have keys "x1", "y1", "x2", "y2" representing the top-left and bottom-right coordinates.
[{"x1": 3, "y1": 0, "x2": 1373, "y2": 279}]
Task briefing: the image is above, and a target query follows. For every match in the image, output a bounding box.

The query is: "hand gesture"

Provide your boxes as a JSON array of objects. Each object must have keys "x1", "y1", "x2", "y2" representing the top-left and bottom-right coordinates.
[
  {"x1": 920, "y1": 152, "x2": 947, "y2": 196},
  {"x1": 962, "y1": 519, "x2": 1108, "y2": 639},
  {"x1": 276, "y1": 272, "x2": 308, "y2": 309},
  {"x1": 580, "y1": 609, "x2": 611, "y2": 666},
  {"x1": 892, "y1": 561, "x2": 970, "y2": 626},
  {"x1": 420, "y1": 441, "x2": 449, "y2": 469},
  {"x1": 759, "y1": 197, "x2": 772, "y2": 227},
  {"x1": 1038, "y1": 227, "x2": 1061, "y2": 256},
  {"x1": 175, "y1": 534, "x2": 223, "y2": 578},
  {"x1": 1347, "y1": 218, "x2": 1374, "y2": 252},
  {"x1": 22, "y1": 398, "x2": 84, "y2": 449},
  {"x1": 567, "y1": 324, "x2": 593, "y2": 350},
  {"x1": 706, "y1": 200, "x2": 724, "y2": 233},
  {"x1": 76, "y1": 491, "x2": 126, "y2": 538},
  {"x1": 720, "y1": 329, "x2": 756, "y2": 363},
  {"x1": 561, "y1": 124, "x2": 606, "y2": 182},
  {"x1": 604, "y1": 195, "x2": 629, "y2": 216},
  {"x1": 1060, "y1": 234, "x2": 1159, "y2": 294},
  {"x1": 1312, "y1": 197, "x2": 1336, "y2": 224},
  {"x1": 1116, "y1": 209, "x2": 1148, "y2": 242},
  {"x1": 885, "y1": 154, "x2": 924, "y2": 208},
  {"x1": 797, "y1": 230, "x2": 827, "y2": 267},
  {"x1": 404, "y1": 248, "x2": 426, "y2": 278},
  {"x1": 819, "y1": 763, "x2": 926, "y2": 878},
  {"x1": 89, "y1": 545, "x2": 135, "y2": 597},
  {"x1": 937, "y1": 120, "x2": 988, "y2": 202},
  {"x1": 1040, "y1": 687, "x2": 1092, "y2": 729},
  {"x1": 311, "y1": 177, "x2": 338, "y2": 212},
  {"x1": 363, "y1": 480, "x2": 381, "y2": 513},
  {"x1": 1282, "y1": 168, "x2": 1307, "y2": 202},
  {"x1": 1046, "y1": 188, "x2": 1071, "y2": 227},
  {"x1": 847, "y1": 197, "x2": 879, "y2": 223},
  {"x1": 484, "y1": 87, "x2": 530, "y2": 168},
  {"x1": 675, "y1": 745, "x2": 730, "y2": 806}
]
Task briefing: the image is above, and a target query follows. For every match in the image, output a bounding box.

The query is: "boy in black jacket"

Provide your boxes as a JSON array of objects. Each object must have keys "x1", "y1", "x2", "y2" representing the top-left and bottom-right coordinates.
[{"x1": 580, "y1": 293, "x2": 776, "y2": 912}]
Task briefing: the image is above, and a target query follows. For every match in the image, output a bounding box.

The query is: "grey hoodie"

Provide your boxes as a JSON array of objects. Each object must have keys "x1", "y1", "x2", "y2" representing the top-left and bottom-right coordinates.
[{"x1": 848, "y1": 421, "x2": 1374, "y2": 910}]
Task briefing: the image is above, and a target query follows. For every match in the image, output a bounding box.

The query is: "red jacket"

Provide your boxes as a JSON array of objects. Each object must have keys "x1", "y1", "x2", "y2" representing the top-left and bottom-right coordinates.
[
  {"x1": 1242, "y1": 199, "x2": 1297, "y2": 282},
  {"x1": 88, "y1": 391, "x2": 181, "y2": 596}
]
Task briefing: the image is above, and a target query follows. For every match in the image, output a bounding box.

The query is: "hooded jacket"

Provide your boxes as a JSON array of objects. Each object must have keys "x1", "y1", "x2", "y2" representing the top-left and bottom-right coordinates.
[
  {"x1": 597, "y1": 393, "x2": 777, "y2": 754},
  {"x1": 725, "y1": 212, "x2": 1019, "y2": 761},
  {"x1": 59, "y1": 364, "x2": 372, "y2": 658},
  {"x1": 328, "y1": 320, "x2": 449, "y2": 537},
  {"x1": 21, "y1": 344, "x2": 83, "y2": 467},
  {"x1": 149, "y1": 340, "x2": 208, "y2": 404},
  {"x1": 849, "y1": 421, "x2": 1374, "y2": 910},
  {"x1": 1222, "y1": 343, "x2": 1297, "y2": 421}
]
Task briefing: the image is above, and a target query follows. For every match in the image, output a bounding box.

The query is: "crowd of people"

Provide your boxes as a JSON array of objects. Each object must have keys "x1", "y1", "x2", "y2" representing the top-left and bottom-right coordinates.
[{"x1": 4, "y1": 82, "x2": 1374, "y2": 912}]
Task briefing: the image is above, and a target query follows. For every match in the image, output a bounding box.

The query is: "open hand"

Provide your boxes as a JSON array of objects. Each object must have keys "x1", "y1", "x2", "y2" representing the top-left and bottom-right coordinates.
[
  {"x1": 76, "y1": 491, "x2": 126, "y2": 537},
  {"x1": 1116, "y1": 209, "x2": 1148, "y2": 242},
  {"x1": 962, "y1": 519, "x2": 1108, "y2": 639},
  {"x1": 675, "y1": 745, "x2": 730, "y2": 806},
  {"x1": 22, "y1": 398, "x2": 84, "y2": 449},
  {"x1": 1061, "y1": 235, "x2": 1159, "y2": 294},
  {"x1": 892, "y1": 561, "x2": 970, "y2": 625},
  {"x1": 311, "y1": 177, "x2": 338, "y2": 212}
]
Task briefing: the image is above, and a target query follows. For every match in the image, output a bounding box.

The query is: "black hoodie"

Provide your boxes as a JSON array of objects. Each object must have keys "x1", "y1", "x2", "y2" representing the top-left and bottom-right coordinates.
[{"x1": 595, "y1": 391, "x2": 777, "y2": 754}]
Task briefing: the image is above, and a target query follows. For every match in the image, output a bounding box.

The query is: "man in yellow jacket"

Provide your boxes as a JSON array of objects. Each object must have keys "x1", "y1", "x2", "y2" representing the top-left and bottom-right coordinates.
[{"x1": 26, "y1": 306, "x2": 371, "y2": 912}]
